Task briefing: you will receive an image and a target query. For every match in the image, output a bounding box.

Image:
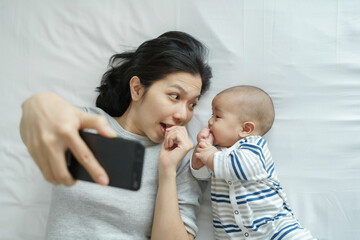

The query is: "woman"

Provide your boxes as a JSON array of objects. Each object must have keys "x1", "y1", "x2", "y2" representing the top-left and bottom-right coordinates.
[{"x1": 20, "y1": 31, "x2": 212, "y2": 239}]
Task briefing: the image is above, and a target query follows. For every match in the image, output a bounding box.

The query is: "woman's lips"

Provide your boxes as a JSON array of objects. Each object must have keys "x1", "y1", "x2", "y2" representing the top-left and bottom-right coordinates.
[
  {"x1": 160, "y1": 123, "x2": 166, "y2": 135},
  {"x1": 160, "y1": 123, "x2": 174, "y2": 136}
]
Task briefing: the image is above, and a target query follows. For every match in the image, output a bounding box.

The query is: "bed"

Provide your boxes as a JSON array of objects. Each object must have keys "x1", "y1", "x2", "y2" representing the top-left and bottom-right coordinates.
[{"x1": 0, "y1": 1, "x2": 359, "y2": 239}]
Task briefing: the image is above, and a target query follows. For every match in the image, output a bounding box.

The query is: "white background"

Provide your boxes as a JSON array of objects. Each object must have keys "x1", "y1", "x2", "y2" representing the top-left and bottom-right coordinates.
[{"x1": 1, "y1": 0, "x2": 359, "y2": 239}]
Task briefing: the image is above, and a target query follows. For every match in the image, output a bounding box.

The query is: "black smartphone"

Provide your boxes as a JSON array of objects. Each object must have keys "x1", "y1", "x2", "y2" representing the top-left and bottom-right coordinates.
[{"x1": 66, "y1": 130, "x2": 145, "y2": 191}]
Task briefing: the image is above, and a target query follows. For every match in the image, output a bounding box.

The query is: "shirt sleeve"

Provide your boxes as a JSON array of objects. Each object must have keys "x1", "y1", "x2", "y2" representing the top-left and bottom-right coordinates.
[
  {"x1": 213, "y1": 141, "x2": 272, "y2": 181},
  {"x1": 176, "y1": 151, "x2": 207, "y2": 237}
]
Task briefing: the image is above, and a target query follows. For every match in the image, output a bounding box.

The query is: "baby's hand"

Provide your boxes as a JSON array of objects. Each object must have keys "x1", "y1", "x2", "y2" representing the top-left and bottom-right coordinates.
[
  {"x1": 191, "y1": 150, "x2": 204, "y2": 170},
  {"x1": 194, "y1": 140, "x2": 217, "y2": 170},
  {"x1": 197, "y1": 127, "x2": 214, "y2": 145},
  {"x1": 192, "y1": 127, "x2": 215, "y2": 170}
]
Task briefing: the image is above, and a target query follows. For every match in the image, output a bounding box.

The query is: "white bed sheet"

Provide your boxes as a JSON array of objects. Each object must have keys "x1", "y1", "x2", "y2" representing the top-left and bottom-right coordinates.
[{"x1": 1, "y1": 0, "x2": 359, "y2": 239}]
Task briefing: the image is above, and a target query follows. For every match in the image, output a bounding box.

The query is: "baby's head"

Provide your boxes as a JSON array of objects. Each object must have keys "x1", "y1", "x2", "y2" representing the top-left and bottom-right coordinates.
[{"x1": 208, "y1": 85, "x2": 275, "y2": 147}]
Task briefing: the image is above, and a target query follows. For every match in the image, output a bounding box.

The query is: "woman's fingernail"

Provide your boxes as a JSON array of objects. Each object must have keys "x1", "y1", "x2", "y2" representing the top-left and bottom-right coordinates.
[
  {"x1": 104, "y1": 126, "x2": 117, "y2": 137},
  {"x1": 98, "y1": 175, "x2": 109, "y2": 185}
]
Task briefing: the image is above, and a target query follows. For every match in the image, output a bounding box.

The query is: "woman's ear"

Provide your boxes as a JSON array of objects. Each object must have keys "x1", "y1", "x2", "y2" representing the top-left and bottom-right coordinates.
[
  {"x1": 239, "y1": 121, "x2": 256, "y2": 138},
  {"x1": 129, "y1": 76, "x2": 144, "y2": 101}
]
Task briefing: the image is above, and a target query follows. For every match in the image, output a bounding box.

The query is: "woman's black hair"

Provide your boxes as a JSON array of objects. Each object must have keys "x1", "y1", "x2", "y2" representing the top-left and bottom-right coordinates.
[{"x1": 96, "y1": 31, "x2": 212, "y2": 117}]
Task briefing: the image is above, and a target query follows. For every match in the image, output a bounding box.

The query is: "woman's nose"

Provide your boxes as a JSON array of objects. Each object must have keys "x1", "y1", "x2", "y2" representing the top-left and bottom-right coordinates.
[{"x1": 173, "y1": 105, "x2": 188, "y2": 125}]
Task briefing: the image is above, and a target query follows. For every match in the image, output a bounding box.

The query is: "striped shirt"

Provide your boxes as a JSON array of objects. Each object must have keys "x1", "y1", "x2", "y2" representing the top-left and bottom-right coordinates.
[{"x1": 192, "y1": 136, "x2": 315, "y2": 240}]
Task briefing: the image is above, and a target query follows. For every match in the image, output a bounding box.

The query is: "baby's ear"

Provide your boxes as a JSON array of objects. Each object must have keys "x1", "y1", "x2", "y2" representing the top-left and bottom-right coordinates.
[{"x1": 239, "y1": 121, "x2": 255, "y2": 138}]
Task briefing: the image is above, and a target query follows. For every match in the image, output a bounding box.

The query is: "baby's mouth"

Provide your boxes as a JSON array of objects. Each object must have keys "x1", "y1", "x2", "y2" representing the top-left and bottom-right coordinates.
[{"x1": 208, "y1": 130, "x2": 215, "y2": 144}]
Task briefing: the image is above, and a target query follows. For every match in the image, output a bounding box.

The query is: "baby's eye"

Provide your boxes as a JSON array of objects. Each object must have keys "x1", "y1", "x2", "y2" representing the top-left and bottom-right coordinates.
[
  {"x1": 170, "y1": 94, "x2": 179, "y2": 100},
  {"x1": 211, "y1": 113, "x2": 220, "y2": 119}
]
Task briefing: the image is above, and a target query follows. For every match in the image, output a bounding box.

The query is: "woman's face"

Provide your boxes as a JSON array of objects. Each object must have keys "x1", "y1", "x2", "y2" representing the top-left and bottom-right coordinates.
[{"x1": 133, "y1": 72, "x2": 202, "y2": 143}]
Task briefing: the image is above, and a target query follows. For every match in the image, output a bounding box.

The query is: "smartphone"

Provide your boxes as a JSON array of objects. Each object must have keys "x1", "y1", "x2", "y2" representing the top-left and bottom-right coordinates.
[{"x1": 66, "y1": 130, "x2": 145, "y2": 191}]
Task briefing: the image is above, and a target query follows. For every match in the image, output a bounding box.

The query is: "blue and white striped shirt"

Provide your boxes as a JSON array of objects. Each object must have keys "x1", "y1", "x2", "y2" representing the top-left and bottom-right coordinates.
[{"x1": 192, "y1": 136, "x2": 315, "y2": 240}]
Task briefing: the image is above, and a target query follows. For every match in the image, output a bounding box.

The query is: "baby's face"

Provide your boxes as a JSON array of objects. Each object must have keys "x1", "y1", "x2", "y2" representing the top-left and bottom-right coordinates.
[{"x1": 208, "y1": 93, "x2": 243, "y2": 148}]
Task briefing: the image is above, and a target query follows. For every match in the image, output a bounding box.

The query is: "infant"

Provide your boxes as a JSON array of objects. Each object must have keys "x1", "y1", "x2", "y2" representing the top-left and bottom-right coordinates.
[{"x1": 191, "y1": 85, "x2": 315, "y2": 239}]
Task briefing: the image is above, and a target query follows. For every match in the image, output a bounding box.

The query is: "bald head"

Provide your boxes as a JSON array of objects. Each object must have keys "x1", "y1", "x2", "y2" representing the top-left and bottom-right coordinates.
[{"x1": 217, "y1": 85, "x2": 275, "y2": 136}]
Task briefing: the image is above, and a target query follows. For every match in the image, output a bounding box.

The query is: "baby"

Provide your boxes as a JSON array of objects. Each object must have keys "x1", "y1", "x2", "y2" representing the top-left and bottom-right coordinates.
[{"x1": 191, "y1": 85, "x2": 315, "y2": 239}]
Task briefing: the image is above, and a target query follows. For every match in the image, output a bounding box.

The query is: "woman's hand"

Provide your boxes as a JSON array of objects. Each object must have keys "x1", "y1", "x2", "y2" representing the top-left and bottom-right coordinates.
[
  {"x1": 152, "y1": 125, "x2": 195, "y2": 240},
  {"x1": 158, "y1": 126, "x2": 193, "y2": 177},
  {"x1": 20, "y1": 92, "x2": 117, "y2": 186}
]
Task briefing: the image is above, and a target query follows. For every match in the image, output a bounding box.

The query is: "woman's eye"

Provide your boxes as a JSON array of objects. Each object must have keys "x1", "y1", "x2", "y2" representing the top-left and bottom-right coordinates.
[
  {"x1": 170, "y1": 94, "x2": 179, "y2": 100},
  {"x1": 190, "y1": 103, "x2": 197, "y2": 108}
]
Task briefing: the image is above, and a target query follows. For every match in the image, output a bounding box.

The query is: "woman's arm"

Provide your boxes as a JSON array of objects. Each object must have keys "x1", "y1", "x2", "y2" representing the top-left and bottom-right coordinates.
[
  {"x1": 151, "y1": 126, "x2": 195, "y2": 240},
  {"x1": 20, "y1": 92, "x2": 116, "y2": 186}
]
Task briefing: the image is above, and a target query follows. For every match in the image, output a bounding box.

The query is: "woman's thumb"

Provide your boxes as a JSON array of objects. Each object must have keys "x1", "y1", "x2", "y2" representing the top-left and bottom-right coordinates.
[{"x1": 79, "y1": 112, "x2": 117, "y2": 137}]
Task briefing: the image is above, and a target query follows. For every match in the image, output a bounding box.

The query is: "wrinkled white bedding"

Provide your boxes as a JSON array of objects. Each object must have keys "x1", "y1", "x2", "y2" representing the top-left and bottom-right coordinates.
[{"x1": 1, "y1": 1, "x2": 359, "y2": 239}]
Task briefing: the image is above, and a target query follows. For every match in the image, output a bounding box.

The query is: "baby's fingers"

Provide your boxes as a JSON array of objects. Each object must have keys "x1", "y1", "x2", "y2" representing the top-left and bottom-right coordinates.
[
  {"x1": 198, "y1": 140, "x2": 211, "y2": 148},
  {"x1": 197, "y1": 127, "x2": 210, "y2": 142},
  {"x1": 194, "y1": 152, "x2": 202, "y2": 160}
]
